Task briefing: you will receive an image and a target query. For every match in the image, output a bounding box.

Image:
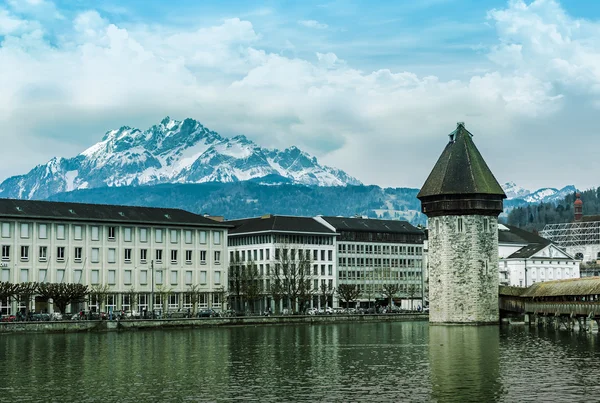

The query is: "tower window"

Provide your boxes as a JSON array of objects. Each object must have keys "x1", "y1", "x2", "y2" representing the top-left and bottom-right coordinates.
[
  {"x1": 435, "y1": 219, "x2": 440, "y2": 234},
  {"x1": 483, "y1": 218, "x2": 489, "y2": 232},
  {"x1": 457, "y1": 217, "x2": 464, "y2": 233}
]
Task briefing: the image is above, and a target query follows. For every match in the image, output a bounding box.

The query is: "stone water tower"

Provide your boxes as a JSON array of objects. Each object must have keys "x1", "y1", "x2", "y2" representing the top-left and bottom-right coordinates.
[{"x1": 417, "y1": 123, "x2": 506, "y2": 324}]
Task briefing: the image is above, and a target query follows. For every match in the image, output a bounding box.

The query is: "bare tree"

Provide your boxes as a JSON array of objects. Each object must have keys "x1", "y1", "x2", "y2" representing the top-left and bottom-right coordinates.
[
  {"x1": 241, "y1": 261, "x2": 262, "y2": 314},
  {"x1": 155, "y1": 284, "x2": 172, "y2": 315},
  {"x1": 185, "y1": 284, "x2": 202, "y2": 316},
  {"x1": 14, "y1": 282, "x2": 39, "y2": 318},
  {"x1": 0, "y1": 282, "x2": 19, "y2": 312},
  {"x1": 269, "y1": 279, "x2": 285, "y2": 315},
  {"x1": 337, "y1": 284, "x2": 361, "y2": 308},
  {"x1": 89, "y1": 284, "x2": 111, "y2": 312},
  {"x1": 38, "y1": 283, "x2": 89, "y2": 314},
  {"x1": 407, "y1": 284, "x2": 420, "y2": 311},
  {"x1": 270, "y1": 245, "x2": 313, "y2": 313},
  {"x1": 228, "y1": 253, "x2": 245, "y2": 312},
  {"x1": 381, "y1": 283, "x2": 400, "y2": 309},
  {"x1": 319, "y1": 282, "x2": 335, "y2": 310}
]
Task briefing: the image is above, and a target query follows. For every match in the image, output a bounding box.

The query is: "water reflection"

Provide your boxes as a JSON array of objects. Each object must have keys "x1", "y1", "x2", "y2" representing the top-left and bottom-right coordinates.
[
  {"x1": 429, "y1": 326, "x2": 502, "y2": 402},
  {"x1": 4, "y1": 322, "x2": 600, "y2": 401}
]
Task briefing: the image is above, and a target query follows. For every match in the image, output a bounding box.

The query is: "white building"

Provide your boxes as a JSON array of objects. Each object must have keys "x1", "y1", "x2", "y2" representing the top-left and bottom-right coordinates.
[
  {"x1": 0, "y1": 199, "x2": 230, "y2": 315},
  {"x1": 227, "y1": 214, "x2": 337, "y2": 313},
  {"x1": 498, "y1": 223, "x2": 580, "y2": 287},
  {"x1": 316, "y1": 216, "x2": 425, "y2": 310}
]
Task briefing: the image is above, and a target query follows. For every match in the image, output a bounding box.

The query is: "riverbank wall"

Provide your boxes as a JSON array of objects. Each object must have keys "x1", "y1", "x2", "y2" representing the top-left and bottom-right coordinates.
[{"x1": 0, "y1": 313, "x2": 428, "y2": 334}]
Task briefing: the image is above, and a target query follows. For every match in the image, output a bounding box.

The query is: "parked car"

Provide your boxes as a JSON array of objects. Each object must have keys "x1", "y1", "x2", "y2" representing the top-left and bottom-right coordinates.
[
  {"x1": 307, "y1": 308, "x2": 318, "y2": 315},
  {"x1": 197, "y1": 309, "x2": 219, "y2": 318},
  {"x1": 1, "y1": 315, "x2": 16, "y2": 322},
  {"x1": 50, "y1": 312, "x2": 63, "y2": 321}
]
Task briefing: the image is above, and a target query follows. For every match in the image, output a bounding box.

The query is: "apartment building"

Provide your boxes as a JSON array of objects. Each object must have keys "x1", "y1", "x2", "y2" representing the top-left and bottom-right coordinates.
[
  {"x1": 227, "y1": 214, "x2": 337, "y2": 313},
  {"x1": 315, "y1": 216, "x2": 425, "y2": 310},
  {"x1": 0, "y1": 199, "x2": 230, "y2": 315},
  {"x1": 498, "y1": 223, "x2": 579, "y2": 287}
]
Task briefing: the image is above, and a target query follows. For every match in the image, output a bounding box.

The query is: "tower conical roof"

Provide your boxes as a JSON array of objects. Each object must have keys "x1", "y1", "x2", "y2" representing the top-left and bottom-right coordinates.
[{"x1": 417, "y1": 123, "x2": 506, "y2": 199}]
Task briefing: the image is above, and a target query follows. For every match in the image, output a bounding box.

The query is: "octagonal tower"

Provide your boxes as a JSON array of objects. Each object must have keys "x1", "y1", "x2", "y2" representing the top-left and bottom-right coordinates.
[{"x1": 417, "y1": 122, "x2": 506, "y2": 324}]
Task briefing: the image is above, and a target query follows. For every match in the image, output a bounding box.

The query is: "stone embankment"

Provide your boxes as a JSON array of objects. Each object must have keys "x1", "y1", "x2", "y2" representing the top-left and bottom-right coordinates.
[{"x1": 0, "y1": 313, "x2": 428, "y2": 334}]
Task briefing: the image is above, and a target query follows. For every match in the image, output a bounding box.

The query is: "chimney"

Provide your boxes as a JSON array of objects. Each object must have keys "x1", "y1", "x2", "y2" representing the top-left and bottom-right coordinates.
[{"x1": 574, "y1": 193, "x2": 583, "y2": 222}]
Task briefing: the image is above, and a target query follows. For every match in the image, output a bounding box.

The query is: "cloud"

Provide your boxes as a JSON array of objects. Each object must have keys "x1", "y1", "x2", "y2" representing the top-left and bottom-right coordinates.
[
  {"x1": 0, "y1": 0, "x2": 600, "y2": 191},
  {"x1": 298, "y1": 19, "x2": 329, "y2": 29}
]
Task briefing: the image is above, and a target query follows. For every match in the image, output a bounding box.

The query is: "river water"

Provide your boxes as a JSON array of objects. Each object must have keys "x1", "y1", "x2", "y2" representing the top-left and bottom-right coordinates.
[{"x1": 1, "y1": 321, "x2": 599, "y2": 402}]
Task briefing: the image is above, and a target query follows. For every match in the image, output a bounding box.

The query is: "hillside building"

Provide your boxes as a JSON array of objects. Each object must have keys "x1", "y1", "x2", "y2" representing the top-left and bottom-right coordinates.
[
  {"x1": 418, "y1": 122, "x2": 506, "y2": 324},
  {"x1": 498, "y1": 224, "x2": 579, "y2": 286},
  {"x1": 315, "y1": 216, "x2": 425, "y2": 310},
  {"x1": 0, "y1": 199, "x2": 230, "y2": 315},
  {"x1": 541, "y1": 193, "x2": 600, "y2": 276}
]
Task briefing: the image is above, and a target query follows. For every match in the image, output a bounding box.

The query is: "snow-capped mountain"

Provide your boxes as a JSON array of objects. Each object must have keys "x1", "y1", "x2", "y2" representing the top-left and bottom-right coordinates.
[
  {"x1": 501, "y1": 181, "x2": 531, "y2": 199},
  {"x1": 501, "y1": 182, "x2": 576, "y2": 204},
  {"x1": 522, "y1": 186, "x2": 577, "y2": 203},
  {"x1": 0, "y1": 117, "x2": 362, "y2": 200}
]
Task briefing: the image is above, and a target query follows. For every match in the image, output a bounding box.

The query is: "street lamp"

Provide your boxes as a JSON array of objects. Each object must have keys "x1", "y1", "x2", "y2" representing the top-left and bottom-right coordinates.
[{"x1": 150, "y1": 259, "x2": 154, "y2": 316}]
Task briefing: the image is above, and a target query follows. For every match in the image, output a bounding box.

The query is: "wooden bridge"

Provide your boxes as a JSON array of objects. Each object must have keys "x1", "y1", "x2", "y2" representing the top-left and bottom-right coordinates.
[{"x1": 499, "y1": 277, "x2": 600, "y2": 331}]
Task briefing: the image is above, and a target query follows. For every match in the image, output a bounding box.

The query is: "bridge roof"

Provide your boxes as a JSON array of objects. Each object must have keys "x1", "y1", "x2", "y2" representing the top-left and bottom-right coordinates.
[{"x1": 521, "y1": 277, "x2": 600, "y2": 297}]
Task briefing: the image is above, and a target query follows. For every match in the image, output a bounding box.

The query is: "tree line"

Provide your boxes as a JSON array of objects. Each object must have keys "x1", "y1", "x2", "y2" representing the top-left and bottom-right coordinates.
[{"x1": 506, "y1": 188, "x2": 600, "y2": 231}]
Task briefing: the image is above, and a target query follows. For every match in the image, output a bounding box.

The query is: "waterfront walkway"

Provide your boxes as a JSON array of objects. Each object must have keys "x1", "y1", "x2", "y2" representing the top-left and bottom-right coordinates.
[{"x1": 0, "y1": 312, "x2": 428, "y2": 334}]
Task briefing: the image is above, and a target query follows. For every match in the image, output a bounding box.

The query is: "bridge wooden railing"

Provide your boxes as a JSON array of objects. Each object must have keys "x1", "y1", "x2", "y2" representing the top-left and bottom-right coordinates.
[{"x1": 523, "y1": 301, "x2": 600, "y2": 316}]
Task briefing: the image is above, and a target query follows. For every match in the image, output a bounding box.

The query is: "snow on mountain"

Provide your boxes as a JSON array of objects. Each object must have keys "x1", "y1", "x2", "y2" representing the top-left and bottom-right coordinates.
[
  {"x1": 501, "y1": 181, "x2": 576, "y2": 204},
  {"x1": 523, "y1": 185, "x2": 576, "y2": 203},
  {"x1": 502, "y1": 181, "x2": 531, "y2": 199},
  {"x1": 0, "y1": 117, "x2": 362, "y2": 200}
]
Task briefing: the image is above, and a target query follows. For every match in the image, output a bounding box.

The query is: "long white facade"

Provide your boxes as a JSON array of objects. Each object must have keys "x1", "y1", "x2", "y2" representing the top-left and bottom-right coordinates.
[{"x1": 0, "y1": 214, "x2": 229, "y2": 314}]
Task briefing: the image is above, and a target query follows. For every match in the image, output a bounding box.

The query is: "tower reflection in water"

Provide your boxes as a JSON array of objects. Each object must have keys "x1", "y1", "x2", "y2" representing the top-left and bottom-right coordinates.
[{"x1": 429, "y1": 326, "x2": 503, "y2": 402}]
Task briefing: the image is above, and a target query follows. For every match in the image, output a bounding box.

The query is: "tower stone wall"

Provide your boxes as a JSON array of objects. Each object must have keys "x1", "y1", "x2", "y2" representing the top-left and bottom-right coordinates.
[{"x1": 428, "y1": 215, "x2": 499, "y2": 324}]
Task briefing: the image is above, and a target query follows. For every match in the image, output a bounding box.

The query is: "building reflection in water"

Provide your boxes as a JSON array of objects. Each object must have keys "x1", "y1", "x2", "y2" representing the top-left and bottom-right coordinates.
[{"x1": 429, "y1": 326, "x2": 503, "y2": 402}]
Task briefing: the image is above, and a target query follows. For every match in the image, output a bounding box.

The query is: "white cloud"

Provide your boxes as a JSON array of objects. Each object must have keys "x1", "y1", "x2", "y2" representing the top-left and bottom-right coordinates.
[
  {"x1": 1, "y1": 0, "x2": 600, "y2": 190},
  {"x1": 298, "y1": 19, "x2": 329, "y2": 29}
]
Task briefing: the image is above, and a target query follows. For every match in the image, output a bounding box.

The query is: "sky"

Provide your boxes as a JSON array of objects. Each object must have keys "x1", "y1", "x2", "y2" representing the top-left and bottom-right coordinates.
[{"x1": 1, "y1": 0, "x2": 600, "y2": 191}]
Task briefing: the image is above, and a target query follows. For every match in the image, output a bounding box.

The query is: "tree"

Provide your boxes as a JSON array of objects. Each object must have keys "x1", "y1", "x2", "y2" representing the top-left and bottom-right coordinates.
[
  {"x1": 38, "y1": 283, "x2": 89, "y2": 314},
  {"x1": 241, "y1": 261, "x2": 262, "y2": 314},
  {"x1": 270, "y1": 245, "x2": 313, "y2": 313},
  {"x1": 0, "y1": 281, "x2": 19, "y2": 307},
  {"x1": 318, "y1": 282, "x2": 335, "y2": 310},
  {"x1": 155, "y1": 284, "x2": 172, "y2": 314},
  {"x1": 337, "y1": 284, "x2": 361, "y2": 308},
  {"x1": 14, "y1": 282, "x2": 39, "y2": 317},
  {"x1": 123, "y1": 287, "x2": 137, "y2": 312},
  {"x1": 269, "y1": 279, "x2": 285, "y2": 315},
  {"x1": 228, "y1": 253, "x2": 245, "y2": 313},
  {"x1": 89, "y1": 284, "x2": 111, "y2": 312},
  {"x1": 185, "y1": 284, "x2": 202, "y2": 316},
  {"x1": 381, "y1": 283, "x2": 400, "y2": 308},
  {"x1": 406, "y1": 284, "x2": 420, "y2": 311}
]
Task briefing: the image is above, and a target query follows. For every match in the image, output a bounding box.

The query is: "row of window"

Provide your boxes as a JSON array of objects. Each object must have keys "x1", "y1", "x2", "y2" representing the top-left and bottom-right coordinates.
[
  {"x1": 338, "y1": 244, "x2": 422, "y2": 255},
  {"x1": 1, "y1": 245, "x2": 221, "y2": 265},
  {"x1": 0, "y1": 268, "x2": 222, "y2": 286},
  {"x1": 338, "y1": 270, "x2": 422, "y2": 280},
  {"x1": 0, "y1": 222, "x2": 223, "y2": 245},
  {"x1": 339, "y1": 257, "x2": 421, "y2": 268},
  {"x1": 228, "y1": 234, "x2": 334, "y2": 247},
  {"x1": 230, "y1": 248, "x2": 335, "y2": 263}
]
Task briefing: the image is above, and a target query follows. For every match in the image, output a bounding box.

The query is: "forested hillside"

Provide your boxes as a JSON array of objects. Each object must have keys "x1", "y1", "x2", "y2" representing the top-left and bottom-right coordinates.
[
  {"x1": 506, "y1": 188, "x2": 600, "y2": 230},
  {"x1": 46, "y1": 182, "x2": 427, "y2": 225}
]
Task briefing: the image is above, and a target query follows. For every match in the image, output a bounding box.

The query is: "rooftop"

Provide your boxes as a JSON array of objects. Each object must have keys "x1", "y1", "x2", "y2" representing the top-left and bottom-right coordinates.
[
  {"x1": 0, "y1": 198, "x2": 230, "y2": 228},
  {"x1": 227, "y1": 214, "x2": 335, "y2": 235},
  {"x1": 417, "y1": 123, "x2": 506, "y2": 199},
  {"x1": 320, "y1": 216, "x2": 423, "y2": 234}
]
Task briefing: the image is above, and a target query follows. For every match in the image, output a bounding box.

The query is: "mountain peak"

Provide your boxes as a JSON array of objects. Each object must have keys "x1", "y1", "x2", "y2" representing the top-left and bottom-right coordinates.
[{"x1": 0, "y1": 117, "x2": 362, "y2": 200}]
